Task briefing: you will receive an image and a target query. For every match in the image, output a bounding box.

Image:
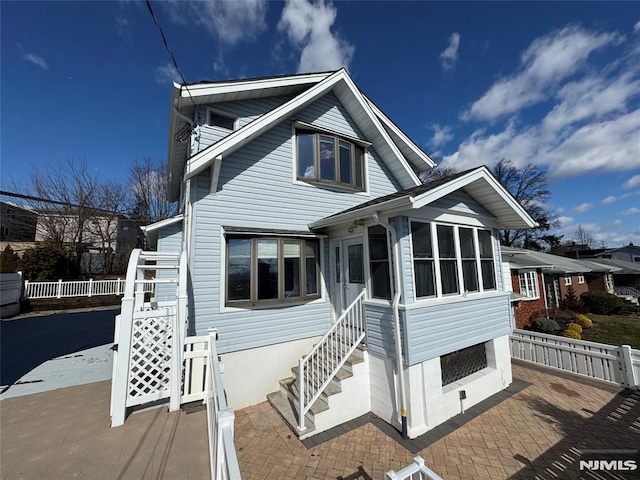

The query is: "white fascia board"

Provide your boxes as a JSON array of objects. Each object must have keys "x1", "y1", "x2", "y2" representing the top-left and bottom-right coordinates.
[
  {"x1": 185, "y1": 70, "x2": 347, "y2": 180},
  {"x1": 412, "y1": 168, "x2": 537, "y2": 228},
  {"x1": 176, "y1": 72, "x2": 331, "y2": 101},
  {"x1": 338, "y1": 75, "x2": 422, "y2": 187},
  {"x1": 141, "y1": 214, "x2": 184, "y2": 233},
  {"x1": 365, "y1": 97, "x2": 436, "y2": 170},
  {"x1": 309, "y1": 195, "x2": 414, "y2": 229}
]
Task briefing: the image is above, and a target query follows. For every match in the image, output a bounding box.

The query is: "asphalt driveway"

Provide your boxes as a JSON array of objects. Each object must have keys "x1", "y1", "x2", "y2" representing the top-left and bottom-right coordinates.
[{"x1": 0, "y1": 308, "x2": 118, "y2": 387}]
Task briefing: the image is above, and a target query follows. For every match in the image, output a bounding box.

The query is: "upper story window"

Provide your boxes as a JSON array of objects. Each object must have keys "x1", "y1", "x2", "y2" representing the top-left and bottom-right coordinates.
[
  {"x1": 518, "y1": 270, "x2": 539, "y2": 299},
  {"x1": 296, "y1": 131, "x2": 365, "y2": 191},
  {"x1": 410, "y1": 221, "x2": 496, "y2": 299},
  {"x1": 207, "y1": 108, "x2": 237, "y2": 130},
  {"x1": 226, "y1": 236, "x2": 320, "y2": 307}
]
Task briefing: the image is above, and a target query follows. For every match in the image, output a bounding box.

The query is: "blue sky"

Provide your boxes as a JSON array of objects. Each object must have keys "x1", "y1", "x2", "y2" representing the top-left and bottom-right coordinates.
[{"x1": 1, "y1": 1, "x2": 639, "y2": 247}]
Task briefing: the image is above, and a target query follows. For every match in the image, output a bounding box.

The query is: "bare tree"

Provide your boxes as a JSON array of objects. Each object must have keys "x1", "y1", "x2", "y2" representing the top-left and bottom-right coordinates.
[
  {"x1": 574, "y1": 224, "x2": 596, "y2": 248},
  {"x1": 19, "y1": 159, "x2": 99, "y2": 269},
  {"x1": 419, "y1": 165, "x2": 460, "y2": 183},
  {"x1": 129, "y1": 158, "x2": 177, "y2": 224},
  {"x1": 492, "y1": 159, "x2": 559, "y2": 250},
  {"x1": 84, "y1": 181, "x2": 130, "y2": 274}
]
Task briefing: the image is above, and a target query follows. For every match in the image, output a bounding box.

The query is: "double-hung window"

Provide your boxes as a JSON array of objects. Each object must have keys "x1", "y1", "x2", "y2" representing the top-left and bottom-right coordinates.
[
  {"x1": 518, "y1": 270, "x2": 539, "y2": 299},
  {"x1": 368, "y1": 225, "x2": 391, "y2": 300},
  {"x1": 564, "y1": 275, "x2": 572, "y2": 286},
  {"x1": 296, "y1": 131, "x2": 365, "y2": 190},
  {"x1": 411, "y1": 221, "x2": 496, "y2": 299},
  {"x1": 226, "y1": 236, "x2": 320, "y2": 306},
  {"x1": 578, "y1": 274, "x2": 585, "y2": 284}
]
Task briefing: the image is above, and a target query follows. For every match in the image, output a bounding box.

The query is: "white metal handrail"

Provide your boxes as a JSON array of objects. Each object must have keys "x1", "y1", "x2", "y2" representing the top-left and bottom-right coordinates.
[
  {"x1": 206, "y1": 329, "x2": 241, "y2": 480},
  {"x1": 297, "y1": 289, "x2": 366, "y2": 432},
  {"x1": 23, "y1": 278, "x2": 154, "y2": 299},
  {"x1": 615, "y1": 286, "x2": 640, "y2": 297}
]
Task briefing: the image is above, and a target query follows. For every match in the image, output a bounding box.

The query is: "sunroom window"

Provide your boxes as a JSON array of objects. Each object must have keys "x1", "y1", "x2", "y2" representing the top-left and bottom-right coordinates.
[
  {"x1": 296, "y1": 131, "x2": 365, "y2": 190},
  {"x1": 411, "y1": 221, "x2": 496, "y2": 299},
  {"x1": 226, "y1": 236, "x2": 320, "y2": 306}
]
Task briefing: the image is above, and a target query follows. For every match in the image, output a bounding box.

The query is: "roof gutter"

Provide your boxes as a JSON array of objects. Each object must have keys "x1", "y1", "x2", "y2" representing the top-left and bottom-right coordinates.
[
  {"x1": 309, "y1": 195, "x2": 414, "y2": 230},
  {"x1": 372, "y1": 211, "x2": 409, "y2": 439}
]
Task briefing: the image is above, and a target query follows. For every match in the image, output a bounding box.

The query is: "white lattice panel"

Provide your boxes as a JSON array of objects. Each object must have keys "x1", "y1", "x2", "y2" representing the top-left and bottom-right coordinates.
[{"x1": 126, "y1": 307, "x2": 175, "y2": 407}]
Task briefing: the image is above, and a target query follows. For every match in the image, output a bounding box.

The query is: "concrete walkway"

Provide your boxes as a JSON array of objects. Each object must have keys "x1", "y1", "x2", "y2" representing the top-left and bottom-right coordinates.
[{"x1": 2, "y1": 363, "x2": 639, "y2": 479}]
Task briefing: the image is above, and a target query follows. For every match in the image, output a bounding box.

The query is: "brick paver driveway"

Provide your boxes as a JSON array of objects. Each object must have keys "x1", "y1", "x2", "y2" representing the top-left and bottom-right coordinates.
[{"x1": 1, "y1": 362, "x2": 638, "y2": 479}]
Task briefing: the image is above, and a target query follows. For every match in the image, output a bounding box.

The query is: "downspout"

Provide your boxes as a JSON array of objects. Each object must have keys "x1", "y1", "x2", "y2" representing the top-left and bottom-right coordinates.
[{"x1": 372, "y1": 212, "x2": 409, "y2": 439}]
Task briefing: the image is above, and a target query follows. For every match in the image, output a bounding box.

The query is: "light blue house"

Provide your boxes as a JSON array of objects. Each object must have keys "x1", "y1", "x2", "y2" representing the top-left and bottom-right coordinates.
[{"x1": 145, "y1": 69, "x2": 536, "y2": 439}]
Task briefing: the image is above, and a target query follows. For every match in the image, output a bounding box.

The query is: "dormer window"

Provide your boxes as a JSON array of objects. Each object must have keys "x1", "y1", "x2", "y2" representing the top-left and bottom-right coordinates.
[
  {"x1": 207, "y1": 108, "x2": 237, "y2": 130},
  {"x1": 296, "y1": 129, "x2": 366, "y2": 191}
]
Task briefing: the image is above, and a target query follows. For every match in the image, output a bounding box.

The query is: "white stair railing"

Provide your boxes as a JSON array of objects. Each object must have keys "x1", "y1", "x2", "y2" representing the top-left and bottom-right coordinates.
[
  {"x1": 297, "y1": 289, "x2": 366, "y2": 432},
  {"x1": 615, "y1": 286, "x2": 640, "y2": 297}
]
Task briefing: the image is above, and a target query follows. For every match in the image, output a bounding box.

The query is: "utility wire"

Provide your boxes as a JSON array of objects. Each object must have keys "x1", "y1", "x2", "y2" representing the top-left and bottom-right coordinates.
[
  {"x1": 0, "y1": 190, "x2": 125, "y2": 215},
  {"x1": 145, "y1": 0, "x2": 199, "y2": 144}
]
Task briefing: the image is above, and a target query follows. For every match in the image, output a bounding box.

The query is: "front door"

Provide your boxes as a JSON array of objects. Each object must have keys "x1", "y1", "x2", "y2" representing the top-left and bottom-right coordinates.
[{"x1": 342, "y1": 238, "x2": 365, "y2": 312}]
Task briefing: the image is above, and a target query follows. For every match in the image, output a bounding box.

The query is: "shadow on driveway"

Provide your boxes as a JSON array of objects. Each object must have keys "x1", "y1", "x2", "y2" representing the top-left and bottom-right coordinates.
[{"x1": 0, "y1": 309, "x2": 118, "y2": 386}]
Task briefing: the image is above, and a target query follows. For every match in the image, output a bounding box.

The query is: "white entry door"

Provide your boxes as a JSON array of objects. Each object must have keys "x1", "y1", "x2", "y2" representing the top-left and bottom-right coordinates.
[{"x1": 342, "y1": 238, "x2": 365, "y2": 312}]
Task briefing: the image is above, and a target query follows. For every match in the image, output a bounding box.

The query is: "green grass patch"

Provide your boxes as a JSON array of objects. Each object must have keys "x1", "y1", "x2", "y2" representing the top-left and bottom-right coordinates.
[{"x1": 581, "y1": 314, "x2": 640, "y2": 349}]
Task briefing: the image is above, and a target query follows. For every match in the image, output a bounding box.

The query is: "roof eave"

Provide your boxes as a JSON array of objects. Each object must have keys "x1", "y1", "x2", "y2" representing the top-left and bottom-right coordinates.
[{"x1": 309, "y1": 196, "x2": 414, "y2": 229}]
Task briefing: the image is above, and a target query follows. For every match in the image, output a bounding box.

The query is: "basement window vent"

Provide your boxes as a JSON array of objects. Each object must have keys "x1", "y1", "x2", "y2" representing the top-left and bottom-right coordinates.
[{"x1": 441, "y1": 342, "x2": 487, "y2": 386}]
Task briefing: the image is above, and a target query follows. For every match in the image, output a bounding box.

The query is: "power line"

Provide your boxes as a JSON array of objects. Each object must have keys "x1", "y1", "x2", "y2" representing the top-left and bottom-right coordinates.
[
  {"x1": 144, "y1": 0, "x2": 198, "y2": 115},
  {"x1": 0, "y1": 190, "x2": 125, "y2": 215}
]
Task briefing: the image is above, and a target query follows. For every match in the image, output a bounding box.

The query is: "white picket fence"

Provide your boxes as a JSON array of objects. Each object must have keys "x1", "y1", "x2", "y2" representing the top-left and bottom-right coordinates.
[
  {"x1": 206, "y1": 329, "x2": 241, "y2": 480},
  {"x1": 24, "y1": 278, "x2": 154, "y2": 299},
  {"x1": 510, "y1": 329, "x2": 640, "y2": 389},
  {"x1": 386, "y1": 456, "x2": 443, "y2": 480}
]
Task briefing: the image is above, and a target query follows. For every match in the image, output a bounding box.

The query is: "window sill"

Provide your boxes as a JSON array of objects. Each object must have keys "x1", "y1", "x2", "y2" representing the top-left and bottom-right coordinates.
[
  {"x1": 293, "y1": 178, "x2": 369, "y2": 195},
  {"x1": 401, "y1": 290, "x2": 509, "y2": 310},
  {"x1": 222, "y1": 296, "x2": 325, "y2": 312},
  {"x1": 519, "y1": 296, "x2": 540, "y2": 301}
]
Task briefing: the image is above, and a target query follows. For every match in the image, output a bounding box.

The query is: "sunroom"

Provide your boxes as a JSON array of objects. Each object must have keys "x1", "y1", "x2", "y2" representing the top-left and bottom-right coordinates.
[{"x1": 310, "y1": 166, "x2": 537, "y2": 438}]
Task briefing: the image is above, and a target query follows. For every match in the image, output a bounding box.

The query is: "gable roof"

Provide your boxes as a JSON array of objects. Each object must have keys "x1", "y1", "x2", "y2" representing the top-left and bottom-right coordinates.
[
  {"x1": 310, "y1": 166, "x2": 537, "y2": 229},
  {"x1": 167, "y1": 70, "x2": 435, "y2": 200}
]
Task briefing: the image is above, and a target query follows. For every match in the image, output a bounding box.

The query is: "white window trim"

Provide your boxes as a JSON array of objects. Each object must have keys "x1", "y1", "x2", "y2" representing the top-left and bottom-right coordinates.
[
  {"x1": 518, "y1": 270, "x2": 540, "y2": 300},
  {"x1": 205, "y1": 107, "x2": 238, "y2": 131},
  {"x1": 578, "y1": 274, "x2": 585, "y2": 284},
  {"x1": 564, "y1": 275, "x2": 572, "y2": 286},
  {"x1": 409, "y1": 219, "x2": 497, "y2": 300}
]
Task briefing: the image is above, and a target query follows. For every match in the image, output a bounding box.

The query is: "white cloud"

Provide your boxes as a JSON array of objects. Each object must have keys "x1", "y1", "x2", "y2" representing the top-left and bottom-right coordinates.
[
  {"x1": 165, "y1": 0, "x2": 267, "y2": 46},
  {"x1": 542, "y1": 73, "x2": 640, "y2": 132},
  {"x1": 24, "y1": 53, "x2": 48, "y2": 70},
  {"x1": 115, "y1": 17, "x2": 131, "y2": 41},
  {"x1": 462, "y1": 26, "x2": 619, "y2": 122},
  {"x1": 557, "y1": 215, "x2": 574, "y2": 225},
  {"x1": 621, "y1": 207, "x2": 640, "y2": 215},
  {"x1": 602, "y1": 196, "x2": 617, "y2": 204},
  {"x1": 572, "y1": 203, "x2": 593, "y2": 213},
  {"x1": 428, "y1": 124, "x2": 454, "y2": 148},
  {"x1": 634, "y1": 21, "x2": 640, "y2": 33},
  {"x1": 624, "y1": 174, "x2": 640, "y2": 188},
  {"x1": 278, "y1": 0, "x2": 354, "y2": 73},
  {"x1": 155, "y1": 62, "x2": 180, "y2": 84},
  {"x1": 440, "y1": 32, "x2": 460, "y2": 71}
]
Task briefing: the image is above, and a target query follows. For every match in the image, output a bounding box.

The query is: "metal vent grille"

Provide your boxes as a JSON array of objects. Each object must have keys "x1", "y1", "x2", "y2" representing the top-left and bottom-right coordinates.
[{"x1": 441, "y1": 342, "x2": 487, "y2": 386}]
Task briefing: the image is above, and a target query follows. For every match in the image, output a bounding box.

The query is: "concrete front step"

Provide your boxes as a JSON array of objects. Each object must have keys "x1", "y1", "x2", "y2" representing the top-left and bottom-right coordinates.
[
  {"x1": 268, "y1": 344, "x2": 367, "y2": 439},
  {"x1": 266, "y1": 391, "x2": 316, "y2": 438}
]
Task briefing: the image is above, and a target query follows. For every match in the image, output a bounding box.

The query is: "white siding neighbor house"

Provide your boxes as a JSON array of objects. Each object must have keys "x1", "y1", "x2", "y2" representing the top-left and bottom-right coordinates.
[{"x1": 121, "y1": 69, "x2": 536, "y2": 440}]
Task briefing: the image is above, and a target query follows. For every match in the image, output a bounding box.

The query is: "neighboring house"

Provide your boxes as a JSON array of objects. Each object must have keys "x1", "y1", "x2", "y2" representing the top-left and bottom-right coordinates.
[
  {"x1": 556, "y1": 243, "x2": 640, "y2": 264},
  {"x1": 501, "y1": 246, "x2": 618, "y2": 328},
  {"x1": 583, "y1": 257, "x2": 640, "y2": 290},
  {"x1": 143, "y1": 70, "x2": 536, "y2": 439},
  {"x1": 35, "y1": 209, "x2": 137, "y2": 273},
  {"x1": 0, "y1": 201, "x2": 37, "y2": 241}
]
